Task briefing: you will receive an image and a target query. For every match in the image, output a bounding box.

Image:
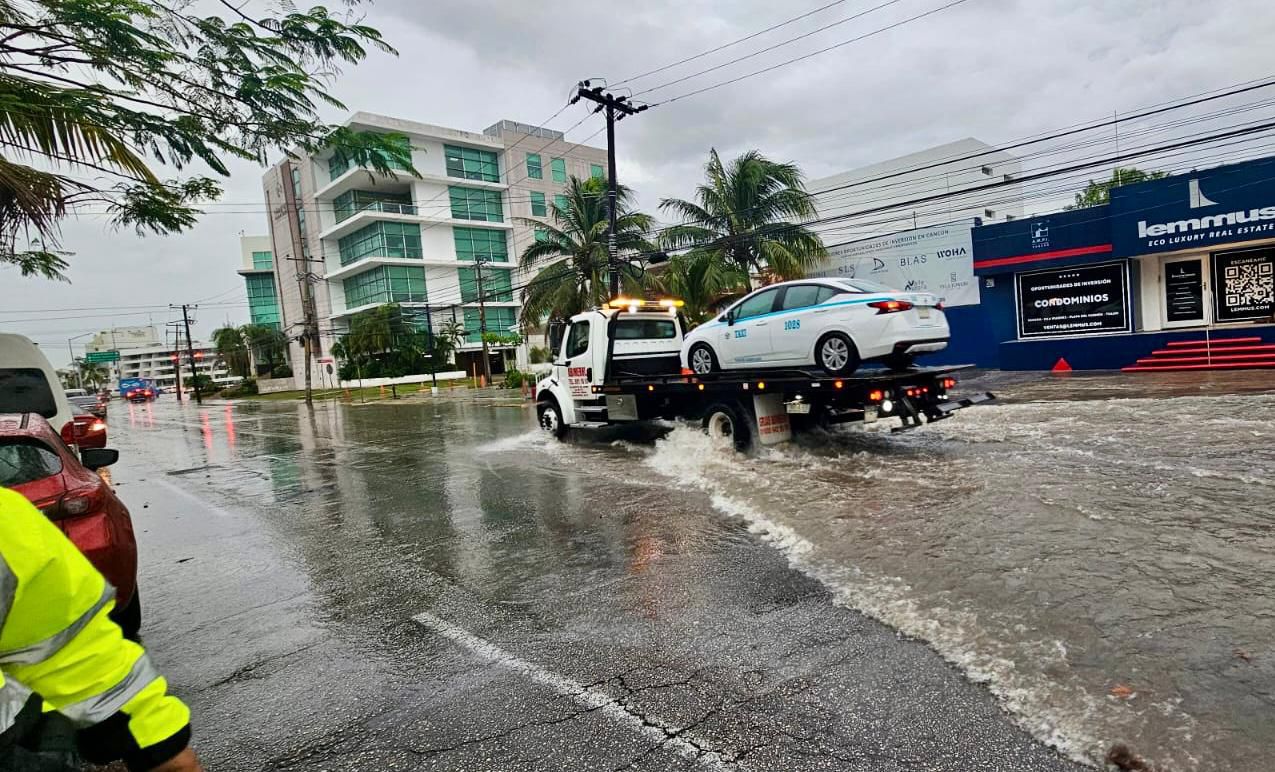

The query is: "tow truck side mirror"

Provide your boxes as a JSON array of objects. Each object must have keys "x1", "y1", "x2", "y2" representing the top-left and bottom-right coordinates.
[{"x1": 547, "y1": 321, "x2": 565, "y2": 355}]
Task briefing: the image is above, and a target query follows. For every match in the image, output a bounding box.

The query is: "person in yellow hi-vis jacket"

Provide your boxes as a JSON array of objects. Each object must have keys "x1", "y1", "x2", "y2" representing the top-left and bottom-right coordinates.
[{"x1": 0, "y1": 487, "x2": 201, "y2": 771}]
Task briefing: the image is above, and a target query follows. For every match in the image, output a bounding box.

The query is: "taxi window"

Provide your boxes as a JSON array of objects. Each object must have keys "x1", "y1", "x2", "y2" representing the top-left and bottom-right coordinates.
[
  {"x1": 781, "y1": 285, "x2": 822, "y2": 310},
  {"x1": 816, "y1": 286, "x2": 839, "y2": 303},
  {"x1": 734, "y1": 289, "x2": 779, "y2": 320}
]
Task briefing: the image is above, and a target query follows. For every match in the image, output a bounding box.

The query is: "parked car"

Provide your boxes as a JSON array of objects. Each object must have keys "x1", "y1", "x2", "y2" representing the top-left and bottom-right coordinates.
[
  {"x1": 681, "y1": 278, "x2": 950, "y2": 375},
  {"x1": 0, "y1": 413, "x2": 140, "y2": 639},
  {"x1": 67, "y1": 390, "x2": 109, "y2": 419},
  {"x1": 0, "y1": 332, "x2": 77, "y2": 437},
  {"x1": 67, "y1": 403, "x2": 108, "y2": 449}
]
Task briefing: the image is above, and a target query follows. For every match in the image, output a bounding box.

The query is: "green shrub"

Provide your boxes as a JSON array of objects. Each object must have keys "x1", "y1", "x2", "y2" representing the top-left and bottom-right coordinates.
[
  {"x1": 272, "y1": 365, "x2": 293, "y2": 378},
  {"x1": 501, "y1": 368, "x2": 527, "y2": 389},
  {"x1": 529, "y1": 345, "x2": 550, "y2": 364}
]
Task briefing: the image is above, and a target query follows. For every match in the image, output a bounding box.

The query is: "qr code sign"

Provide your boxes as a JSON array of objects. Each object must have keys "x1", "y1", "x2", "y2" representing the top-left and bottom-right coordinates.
[{"x1": 1224, "y1": 261, "x2": 1274, "y2": 308}]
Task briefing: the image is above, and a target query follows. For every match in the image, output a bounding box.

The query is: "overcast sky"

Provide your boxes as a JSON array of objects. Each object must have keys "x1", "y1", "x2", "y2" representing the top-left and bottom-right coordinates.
[{"x1": 5, "y1": 0, "x2": 1274, "y2": 365}]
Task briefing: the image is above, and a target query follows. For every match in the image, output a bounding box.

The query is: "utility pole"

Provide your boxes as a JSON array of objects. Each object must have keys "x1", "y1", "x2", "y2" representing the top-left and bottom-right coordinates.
[
  {"x1": 167, "y1": 324, "x2": 184, "y2": 402},
  {"x1": 280, "y1": 161, "x2": 317, "y2": 407},
  {"x1": 177, "y1": 304, "x2": 201, "y2": 404},
  {"x1": 474, "y1": 255, "x2": 493, "y2": 386},
  {"x1": 573, "y1": 81, "x2": 649, "y2": 297}
]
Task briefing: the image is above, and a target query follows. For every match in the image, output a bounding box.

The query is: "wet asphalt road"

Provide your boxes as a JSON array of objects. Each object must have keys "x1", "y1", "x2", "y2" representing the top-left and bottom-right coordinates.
[{"x1": 110, "y1": 394, "x2": 1083, "y2": 771}]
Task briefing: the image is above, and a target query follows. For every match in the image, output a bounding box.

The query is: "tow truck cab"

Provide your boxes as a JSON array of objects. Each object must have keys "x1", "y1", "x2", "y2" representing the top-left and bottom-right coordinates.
[{"x1": 535, "y1": 300, "x2": 686, "y2": 430}]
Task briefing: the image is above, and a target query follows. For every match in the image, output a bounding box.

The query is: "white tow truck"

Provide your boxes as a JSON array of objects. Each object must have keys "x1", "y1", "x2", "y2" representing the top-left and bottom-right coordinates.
[{"x1": 534, "y1": 299, "x2": 994, "y2": 451}]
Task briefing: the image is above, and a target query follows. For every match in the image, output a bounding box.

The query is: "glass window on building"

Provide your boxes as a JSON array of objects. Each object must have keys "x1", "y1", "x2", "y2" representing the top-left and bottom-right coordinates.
[
  {"x1": 244, "y1": 274, "x2": 281, "y2": 329},
  {"x1": 526, "y1": 153, "x2": 543, "y2": 179},
  {"x1": 448, "y1": 186, "x2": 503, "y2": 222},
  {"x1": 251, "y1": 250, "x2": 273, "y2": 270},
  {"x1": 342, "y1": 265, "x2": 426, "y2": 308},
  {"x1": 463, "y1": 307, "x2": 516, "y2": 343},
  {"x1": 457, "y1": 266, "x2": 514, "y2": 303},
  {"x1": 530, "y1": 191, "x2": 547, "y2": 217},
  {"x1": 328, "y1": 134, "x2": 412, "y2": 181},
  {"x1": 550, "y1": 157, "x2": 567, "y2": 183},
  {"x1": 590, "y1": 164, "x2": 604, "y2": 180},
  {"x1": 453, "y1": 228, "x2": 508, "y2": 263},
  {"x1": 534, "y1": 227, "x2": 548, "y2": 243},
  {"x1": 444, "y1": 144, "x2": 500, "y2": 183},
  {"x1": 553, "y1": 194, "x2": 568, "y2": 214},
  {"x1": 337, "y1": 221, "x2": 423, "y2": 266},
  {"x1": 332, "y1": 189, "x2": 414, "y2": 222}
]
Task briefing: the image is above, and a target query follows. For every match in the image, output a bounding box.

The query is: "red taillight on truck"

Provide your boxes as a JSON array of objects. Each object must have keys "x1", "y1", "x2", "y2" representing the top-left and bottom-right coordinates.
[
  {"x1": 940, "y1": 377, "x2": 957, "y2": 389},
  {"x1": 868, "y1": 300, "x2": 914, "y2": 314}
]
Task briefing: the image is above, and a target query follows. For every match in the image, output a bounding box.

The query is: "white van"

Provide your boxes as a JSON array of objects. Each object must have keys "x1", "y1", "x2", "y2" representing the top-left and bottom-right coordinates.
[{"x1": 0, "y1": 333, "x2": 76, "y2": 437}]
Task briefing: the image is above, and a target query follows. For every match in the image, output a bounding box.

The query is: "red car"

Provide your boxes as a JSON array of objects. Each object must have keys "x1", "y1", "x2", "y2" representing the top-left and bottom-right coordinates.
[
  {"x1": 0, "y1": 413, "x2": 140, "y2": 639},
  {"x1": 65, "y1": 403, "x2": 108, "y2": 449}
]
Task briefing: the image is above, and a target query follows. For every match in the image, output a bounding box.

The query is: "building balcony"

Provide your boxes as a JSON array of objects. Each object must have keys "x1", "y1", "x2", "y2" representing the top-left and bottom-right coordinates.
[
  {"x1": 333, "y1": 200, "x2": 418, "y2": 223},
  {"x1": 318, "y1": 207, "x2": 512, "y2": 242},
  {"x1": 314, "y1": 167, "x2": 507, "y2": 203}
]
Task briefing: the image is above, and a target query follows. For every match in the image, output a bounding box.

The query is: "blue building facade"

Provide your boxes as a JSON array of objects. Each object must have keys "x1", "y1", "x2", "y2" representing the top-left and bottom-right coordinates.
[{"x1": 934, "y1": 156, "x2": 1275, "y2": 370}]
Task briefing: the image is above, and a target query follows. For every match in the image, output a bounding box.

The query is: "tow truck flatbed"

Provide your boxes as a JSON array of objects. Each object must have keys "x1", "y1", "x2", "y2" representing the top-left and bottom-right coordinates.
[{"x1": 533, "y1": 303, "x2": 995, "y2": 451}]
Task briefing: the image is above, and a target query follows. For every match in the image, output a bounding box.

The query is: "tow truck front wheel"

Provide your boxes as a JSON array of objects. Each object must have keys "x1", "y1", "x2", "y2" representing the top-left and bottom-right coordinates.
[
  {"x1": 537, "y1": 400, "x2": 568, "y2": 440},
  {"x1": 702, "y1": 401, "x2": 752, "y2": 452}
]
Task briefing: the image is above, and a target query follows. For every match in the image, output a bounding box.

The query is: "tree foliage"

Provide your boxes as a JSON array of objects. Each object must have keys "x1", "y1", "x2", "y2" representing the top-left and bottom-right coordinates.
[
  {"x1": 76, "y1": 359, "x2": 107, "y2": 388},
  {"x1": 332, "y1": 303, "x2": 446, "y2": 380},
  {"x1": 659, "y1": 149, "x2": 826, "y2": 285},
  {"x1": 0, "y1": 0, "x2": 417, "y2": 279},
  {"x1": 212, "y1": 323, "x2": 288, "y2": 378},
  {"x1": 517, "y1": 175, "x2": 656, "y2": 327},
  {"x1": 1065, "y1": 167, "x2": 1167, "y2": 210}
]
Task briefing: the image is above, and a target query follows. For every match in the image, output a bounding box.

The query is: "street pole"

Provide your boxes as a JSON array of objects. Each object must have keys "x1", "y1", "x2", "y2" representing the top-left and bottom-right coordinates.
[
  {"x1": 181, "y1": 304, "x2": 201, "y2": 405},
  {"x1": 573, "y1": 81, "x2": 649, "y2": 298},
  {"x1": 475, "y1": 255, "x2": 493, "y2": 386}
]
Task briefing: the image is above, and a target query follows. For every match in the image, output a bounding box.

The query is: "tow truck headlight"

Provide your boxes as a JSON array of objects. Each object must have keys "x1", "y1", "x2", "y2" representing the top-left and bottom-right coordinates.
[{"x1": 880, "y1": 399, "x2": 894, "y2": 414}]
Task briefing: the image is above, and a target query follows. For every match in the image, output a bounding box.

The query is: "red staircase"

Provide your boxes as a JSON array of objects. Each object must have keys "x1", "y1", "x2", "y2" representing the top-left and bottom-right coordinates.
[{"x1": 1122, "y1": 336, "x2": 1275, "y2": 372}]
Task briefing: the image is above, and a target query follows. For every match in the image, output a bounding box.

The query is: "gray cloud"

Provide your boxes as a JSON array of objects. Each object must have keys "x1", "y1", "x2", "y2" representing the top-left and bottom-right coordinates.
[{"x1": 5, "y1": 0, "x2": 1274, "y2": 364}]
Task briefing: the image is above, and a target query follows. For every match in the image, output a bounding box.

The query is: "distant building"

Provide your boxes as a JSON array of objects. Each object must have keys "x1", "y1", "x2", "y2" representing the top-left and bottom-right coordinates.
[
  {"x1": 238, "y1": 235, "x2": 282, "y2": 330},
  {"x1": 85, "y1": 326, "x2": 160, "y2": 354},
  {"x1": 257, "y1": 112, "x2": 607, "y2": 388},
  {"x1": 807, "y1": 138, "x2": 1024, "y2": 246},
  {"x1": 115, "y1": 341, "x2": 233, "y2": 393}
]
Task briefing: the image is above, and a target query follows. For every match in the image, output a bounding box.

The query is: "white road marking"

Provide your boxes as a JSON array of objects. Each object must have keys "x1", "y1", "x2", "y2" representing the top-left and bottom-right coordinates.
[{"x1": 412, "y1": 611, "x2": 732, "y2": 770}]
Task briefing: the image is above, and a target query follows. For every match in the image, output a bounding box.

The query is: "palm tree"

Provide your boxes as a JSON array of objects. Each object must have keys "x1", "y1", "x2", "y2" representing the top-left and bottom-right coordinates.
[
  {"x1": 211, "y1": 326, "x2": 251, "y2": 378},
  {"x1": 517, "y1": 176, "x2": 656, "y2": 326},
  {"x1": 653, "y1": 250, "x2": 750, "y2": 326},
  {"x1": 432, "y1": 319, "x2": 466, "y2": 367},
  {"x1": 241, "y1": 324, "x2": 288, "y2": 375},
  {"x1": 77, "y1": 360, "x2": 108, "y2": 390},
  {"x1": 659, "y1": 149, "x2": 826, "y2": 285}
]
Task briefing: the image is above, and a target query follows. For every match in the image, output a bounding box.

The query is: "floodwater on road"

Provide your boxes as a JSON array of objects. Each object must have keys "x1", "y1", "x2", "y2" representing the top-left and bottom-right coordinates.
[
  {"x1": 113, "y1": 370, "x2": 1274, "y2": 770},
  {"x1": 636, "y1": 371, "x2": 1275, "y2": 771}
]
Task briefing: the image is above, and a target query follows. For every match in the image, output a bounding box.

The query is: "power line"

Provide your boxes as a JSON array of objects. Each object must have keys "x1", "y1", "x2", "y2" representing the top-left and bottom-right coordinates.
[
  {"x1": 610, "y1": 0, "x2": 850, "y2": 87},
  {"x1": 633, "y1": 0, "x2": 907, "y2": 97},
  {"x1": 651, "y1": 0, "x2": 975, "y2": 106}
]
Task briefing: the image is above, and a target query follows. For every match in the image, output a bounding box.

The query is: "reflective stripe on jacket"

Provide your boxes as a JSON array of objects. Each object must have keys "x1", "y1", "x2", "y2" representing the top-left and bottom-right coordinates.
[{"x1": 0, "y1": 487, "x2": 191, "y2": 769}]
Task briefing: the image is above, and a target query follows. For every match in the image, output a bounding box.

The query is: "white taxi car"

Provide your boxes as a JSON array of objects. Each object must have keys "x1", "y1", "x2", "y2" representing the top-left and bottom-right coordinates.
[{"x1": 681, "y1": 278, "x2": 949, "y2": 375}]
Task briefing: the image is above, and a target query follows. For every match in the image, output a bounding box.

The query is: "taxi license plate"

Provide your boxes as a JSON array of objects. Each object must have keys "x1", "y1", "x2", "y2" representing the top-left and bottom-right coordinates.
[
  {"x1": 918, "y1": 307, "x2": 931, "y2": 319},
  {"x1": 864, "y1": 406, "x2": 879, "y2": 424}
]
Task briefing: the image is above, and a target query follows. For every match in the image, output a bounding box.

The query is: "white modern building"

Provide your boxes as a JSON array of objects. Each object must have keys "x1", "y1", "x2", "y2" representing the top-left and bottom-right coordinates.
[
  {"x1": 114, "y1": 341, "x2": 233, "y2": 393},
  {"x1": 259, "y1": 112, "x2": 606, "y2": 387},
  {"x1": 808, "y1": 138, "x2": 1024, "y2": 246},
  {"x1": 237, "y1": 235, "x2": 282, "y2": 331}
]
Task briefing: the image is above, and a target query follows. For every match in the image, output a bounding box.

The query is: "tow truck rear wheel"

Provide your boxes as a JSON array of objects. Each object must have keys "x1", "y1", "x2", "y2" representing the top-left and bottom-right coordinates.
[
  {"x1": 537, "y1": 399, "x2": 568, "y2": 440},
  {"x1": 702, "y1": 401, "x2": 752, "y2": 452}
]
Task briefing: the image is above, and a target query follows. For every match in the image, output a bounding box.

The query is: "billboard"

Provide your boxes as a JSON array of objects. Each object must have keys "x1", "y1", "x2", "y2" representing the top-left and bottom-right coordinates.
[
  {"x1": 811, "y1": 222, "x2": 979, "y2": 307},
  {"x1": 1015, "y1": 262, "x2": 1130, "y2": 338}
]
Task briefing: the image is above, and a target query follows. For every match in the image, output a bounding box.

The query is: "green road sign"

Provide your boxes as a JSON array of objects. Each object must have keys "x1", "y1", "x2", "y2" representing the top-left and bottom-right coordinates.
[{"x1": 84, "y1": 351, "x2": 120, "y2": 363}]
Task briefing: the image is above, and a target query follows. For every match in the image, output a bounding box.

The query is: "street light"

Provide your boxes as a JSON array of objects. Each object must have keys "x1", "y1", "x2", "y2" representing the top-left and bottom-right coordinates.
[{"x1": 67, "y1": 331, "x2": 96, "y2": 390}]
